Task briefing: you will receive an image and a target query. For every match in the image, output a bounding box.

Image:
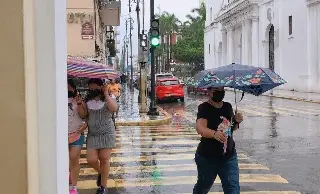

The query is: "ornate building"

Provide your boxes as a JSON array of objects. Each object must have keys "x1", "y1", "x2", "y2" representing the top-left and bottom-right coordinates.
[{"x1": 204, "y1": 0, "x2": 320, "y2": 92}]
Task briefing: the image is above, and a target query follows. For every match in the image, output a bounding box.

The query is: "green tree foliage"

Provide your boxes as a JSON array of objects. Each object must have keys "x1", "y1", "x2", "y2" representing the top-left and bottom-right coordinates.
[{"x1": 173, "y1": 3, "x2": 206, "y2": 68}]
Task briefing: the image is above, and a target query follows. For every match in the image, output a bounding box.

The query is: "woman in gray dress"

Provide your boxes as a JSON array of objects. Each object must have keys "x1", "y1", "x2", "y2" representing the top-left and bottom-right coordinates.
[{"x1": 84, "y1": 78, "x2": 118, "y2": 194}]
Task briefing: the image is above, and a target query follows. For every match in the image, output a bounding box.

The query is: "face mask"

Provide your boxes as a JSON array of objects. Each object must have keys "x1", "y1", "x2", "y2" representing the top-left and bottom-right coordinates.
[
  {"x1": 88, "y1": 89, "x2": 101, "y2": 98},
  {"x1": 68, "y1": 91, "x2": 76, "y2": 98},
  {"x1": 211, "y1": 90, "x2": 225, "y2": 102}
]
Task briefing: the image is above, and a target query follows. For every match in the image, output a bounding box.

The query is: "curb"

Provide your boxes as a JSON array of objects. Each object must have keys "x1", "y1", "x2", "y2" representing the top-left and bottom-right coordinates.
[
  {"x1": 225, "y1": 88, "x2": 320, "y2": 104},
  {"x1": 115, "y1": 106, "x2": 172, "y2": 126}
]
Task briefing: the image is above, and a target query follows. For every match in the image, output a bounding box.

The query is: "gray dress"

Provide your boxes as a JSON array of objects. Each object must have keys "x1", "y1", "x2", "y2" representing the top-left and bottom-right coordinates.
[{"x1": 86, "y1": 102, "x2": 116, "y2": 149}]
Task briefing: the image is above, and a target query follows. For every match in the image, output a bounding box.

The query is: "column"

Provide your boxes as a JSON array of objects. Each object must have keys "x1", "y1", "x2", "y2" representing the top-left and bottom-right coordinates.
[
  {"x1": 241, "y1": 19, "x2": 251, "y2": 65},
  {"x1": 221, "y1": 28, "x2": 227, "y2": 65},
  {"x1": 251, "y1": 17, "x2": 259, "y2": 66},
  {"x1": 227, "y1": 27, "x2": 234, "y2": 64},
  {"x1": 307, "y1": 5, "x2": 318, "y2": 91},
  {"x1": 0, "y1": 0, "x2": 68, "y2": 194}
]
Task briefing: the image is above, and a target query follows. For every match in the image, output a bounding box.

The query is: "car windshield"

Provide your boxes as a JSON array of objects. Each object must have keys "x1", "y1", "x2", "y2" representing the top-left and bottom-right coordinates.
[
  {"x1": 157, "y1": 74, "x2": 173, "y2": 79},
  {"x1": 160, "y1": 80, "x2": 180, "y2": 86}
]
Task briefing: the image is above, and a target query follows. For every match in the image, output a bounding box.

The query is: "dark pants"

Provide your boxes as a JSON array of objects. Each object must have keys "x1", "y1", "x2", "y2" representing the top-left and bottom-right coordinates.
[{"x1": 193, "y1": 152, "x2": 240, "y2": 194}]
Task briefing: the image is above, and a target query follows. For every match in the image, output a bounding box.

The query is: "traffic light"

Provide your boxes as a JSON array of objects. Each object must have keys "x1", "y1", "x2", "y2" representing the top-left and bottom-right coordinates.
[{"x1": 150, "y1": 19, "x2": 160, "y2": 47}]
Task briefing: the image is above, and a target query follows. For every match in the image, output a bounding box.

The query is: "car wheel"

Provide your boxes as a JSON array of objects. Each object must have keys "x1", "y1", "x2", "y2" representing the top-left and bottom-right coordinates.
[{"x1": 180, "y1": 97, "x2": 184, "y2": 102}]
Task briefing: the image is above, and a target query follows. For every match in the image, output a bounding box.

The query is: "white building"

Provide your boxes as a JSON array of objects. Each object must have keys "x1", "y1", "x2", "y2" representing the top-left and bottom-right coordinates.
[{"x1": 204, "y1": 0, "x2": 320, "y2": 92}]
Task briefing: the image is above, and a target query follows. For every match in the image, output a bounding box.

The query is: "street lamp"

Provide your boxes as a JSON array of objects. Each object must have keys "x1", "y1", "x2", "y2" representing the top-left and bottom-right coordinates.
[{"x1": 125, "y1": 17, "x2": 134, "y2": 89}]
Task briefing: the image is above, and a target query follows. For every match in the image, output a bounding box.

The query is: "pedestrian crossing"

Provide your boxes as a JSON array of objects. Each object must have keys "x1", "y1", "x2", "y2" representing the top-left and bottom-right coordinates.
[{"x1": 78, "y1": 124, "x2": 301, "y2": 194}]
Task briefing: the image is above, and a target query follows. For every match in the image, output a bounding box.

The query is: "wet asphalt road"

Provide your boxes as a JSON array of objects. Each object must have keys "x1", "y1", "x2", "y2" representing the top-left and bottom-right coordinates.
[{"x1": 78, "y1": 90, "x2": 320, "y2": 194}]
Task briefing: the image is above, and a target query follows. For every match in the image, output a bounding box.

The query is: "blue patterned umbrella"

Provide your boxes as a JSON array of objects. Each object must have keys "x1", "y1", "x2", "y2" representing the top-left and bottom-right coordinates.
[{"x1": 195, "y1": 63, "x2": 287, "y2": 96}]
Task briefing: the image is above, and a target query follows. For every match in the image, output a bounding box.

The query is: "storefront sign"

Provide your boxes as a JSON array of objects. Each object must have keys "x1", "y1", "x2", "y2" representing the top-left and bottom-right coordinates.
[
  {"x1": 67, "y1": 13, "x2": 93, "y2": 24},
  {"x1": 81, "y1": 22, "x2": 94, "y2": 39}
]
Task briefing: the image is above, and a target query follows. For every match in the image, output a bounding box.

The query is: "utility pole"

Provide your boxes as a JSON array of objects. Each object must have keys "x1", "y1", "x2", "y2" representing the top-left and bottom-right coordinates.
[
  {"x1": 129, "y1": 17, "x2": 134, "y2": 90},
  {"x1": 125, "y1": 21, "x2": 128, "y2": 77},
  {"x1": 136, "y1": 0, "x2": 142, "y2": 102},
  {"x1": 147, "y1": 0, "x2": 159, "y2": 116}
]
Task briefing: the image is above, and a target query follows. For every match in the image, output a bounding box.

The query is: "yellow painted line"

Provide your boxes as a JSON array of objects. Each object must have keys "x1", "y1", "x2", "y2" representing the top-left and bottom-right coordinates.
[
  {"x1": 273, "y1": 106, "x2": 320, "y2": 115},
  {"x1": 181, "y1": 192, "x2": 301, "y2": 194},
  {"x1": 81, "y1": 147, "x2": 199, "y2": 154},
  {"x1": 238, "y1": 108, "x2": 269, "y2": 116},
  {"x1": 79, "y1": 153, "x2": 249, "y2": 164},
  {"x1": 77, "y1": 174, "x2": 288, "y2": 188},
  {"x1": 246, "y1": 105, "x2": 289, "y2": 115},
  {"x1": 115, "y1": 135, "x2": 200, "y2": 141},
  {"x1": 116, "y1": 129, "x2": 196, "y2": 133},
  {"x1": 80, "y1": 163, "x2": 269, "y2": 175},
  {"x1": 116, "y1": 132, "x2": 199, "y2": 136},
  {"x1": 83, "y1": 140, "x2": 200, "y2": 147}
]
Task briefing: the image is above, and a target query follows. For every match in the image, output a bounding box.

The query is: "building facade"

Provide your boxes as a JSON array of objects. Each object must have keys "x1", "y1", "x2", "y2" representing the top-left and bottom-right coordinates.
[
  {"x1": 204, "y1": 0, "x2": 320, "y2": 92},
  {"x1": 67, "y1": 0, "x2": 121, "y2": 66}
]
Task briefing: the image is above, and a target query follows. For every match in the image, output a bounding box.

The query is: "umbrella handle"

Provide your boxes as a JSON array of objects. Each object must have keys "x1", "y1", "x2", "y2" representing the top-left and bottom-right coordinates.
[{"x1": 234, "y1": 88, "x2": 238, "y2": 114}]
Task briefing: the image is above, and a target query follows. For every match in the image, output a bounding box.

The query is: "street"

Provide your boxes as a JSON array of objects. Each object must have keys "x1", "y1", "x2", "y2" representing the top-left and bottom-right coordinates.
[{"x1": 78, "y1": 91, "x2": 320, "y2": 194}]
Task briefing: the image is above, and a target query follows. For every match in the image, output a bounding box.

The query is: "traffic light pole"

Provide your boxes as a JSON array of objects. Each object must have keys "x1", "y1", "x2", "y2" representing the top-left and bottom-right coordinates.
[{"x1": 147, "y1": 0, "x2": 159, "y2": 116}]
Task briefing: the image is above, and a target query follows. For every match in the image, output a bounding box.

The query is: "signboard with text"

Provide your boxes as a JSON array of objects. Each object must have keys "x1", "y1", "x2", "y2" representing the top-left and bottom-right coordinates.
[{"x1": 81, "y1": 22, "x2": 94, "y2": 39}]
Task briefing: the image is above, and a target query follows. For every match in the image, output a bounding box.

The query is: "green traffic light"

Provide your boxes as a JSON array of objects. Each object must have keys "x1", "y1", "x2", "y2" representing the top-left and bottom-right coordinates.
[{"x1": 150, "y1": 37, "x2": 160, "y2": 46}]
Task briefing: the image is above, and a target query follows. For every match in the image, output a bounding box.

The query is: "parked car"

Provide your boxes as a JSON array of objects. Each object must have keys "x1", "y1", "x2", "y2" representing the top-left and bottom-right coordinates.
[
  {"x1": 148, "y1": 73, "x2": 174, "y2": 96},
  {"x1": 186, "y1": 85, "x2": 207, "y2": 95},
  {"x1": 156, "y1": 78, "x2": 184, "y2": 102}
]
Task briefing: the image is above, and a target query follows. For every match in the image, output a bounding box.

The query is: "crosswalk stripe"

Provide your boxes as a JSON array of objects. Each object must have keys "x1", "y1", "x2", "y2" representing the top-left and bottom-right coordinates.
[
  {"x1": 77, "y1": 174, "x2": 289, "y2": 188},
  {"x1": 83, "y1": 140, "x2": 200, "y2": 147},
  {"x1": 115, "y1": 135, "x2": 200, "y2": 141},
  {"x1": 181, "y1": 192, "x2": 301, "y2": 194},
  {"x1": 238, "y1": 108, "x2": 269, "y2": 116},
  {"x1": 81, "y1": 147, "x2": 199, "y2": 154},
  {"x1": 79, "y1": 163, "x2": 269, "y2": 175},
  {"x1": 79, "y1": 153, "x2": 249, "y2": 164},
  {"x1": 246, "y1": 105, "x2": 290, "y2": 115}
]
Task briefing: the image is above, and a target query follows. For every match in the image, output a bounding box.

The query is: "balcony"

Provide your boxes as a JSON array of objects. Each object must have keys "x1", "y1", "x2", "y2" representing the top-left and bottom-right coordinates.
[{"x1": 98, "y1": 0, "x2": 121, "y2": 26}]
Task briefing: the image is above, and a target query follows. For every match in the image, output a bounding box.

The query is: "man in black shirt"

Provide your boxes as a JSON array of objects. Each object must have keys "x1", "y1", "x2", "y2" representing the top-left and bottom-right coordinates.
[{"x1": 193, "y1": 87, "x2": 243, "y2": 194}]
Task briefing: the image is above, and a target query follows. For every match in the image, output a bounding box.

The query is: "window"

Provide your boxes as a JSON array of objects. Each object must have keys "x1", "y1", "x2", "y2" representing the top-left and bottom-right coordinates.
[
  {"x1": 209, "y1": 44, "x2": 211, "y2": 54},
  {"x1": 159, "y1": 80, "x2": 180, "y2": 86},
  {"x1": 289, "y1": 15, "x2": 292, "y2": 35}
]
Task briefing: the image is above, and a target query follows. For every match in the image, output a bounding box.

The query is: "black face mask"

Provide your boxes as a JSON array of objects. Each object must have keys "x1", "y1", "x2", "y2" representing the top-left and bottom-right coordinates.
[
  {"x1": 68, "y1": 91, "x2": 76, "y2": 98},
  {"x1": 211, "y1": 90, "x2": 225, "y2": 102},
  {"x1": 87, "y1": 89, "x2": 101, "y2": 98}
]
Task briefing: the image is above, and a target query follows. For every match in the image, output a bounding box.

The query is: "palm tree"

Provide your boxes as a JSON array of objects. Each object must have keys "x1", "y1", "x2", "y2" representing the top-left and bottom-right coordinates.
[
  {"x1": 186, "y1": 2, "x2": 206, "y2": 23},
  {"x1": 157, "y1": 12, "x2": 181, "y2": 71}
]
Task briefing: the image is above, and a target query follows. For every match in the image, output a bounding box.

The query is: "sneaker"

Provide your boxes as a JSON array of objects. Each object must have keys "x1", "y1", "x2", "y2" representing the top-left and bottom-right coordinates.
[
  {"x1": 96, "y1": 174, "x2": 101, "y2": 187},
  {"x1": 96, "y1": 187, "x2": 107, "y2": 194},
  {"x1": 69, "y1": 188, "x2": 78, "y2": 194}
]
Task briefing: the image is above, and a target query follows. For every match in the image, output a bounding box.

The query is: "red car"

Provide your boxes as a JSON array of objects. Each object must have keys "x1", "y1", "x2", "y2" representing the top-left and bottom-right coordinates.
[
  {"x1": 187, "y1": 85, "x2": 207, "y2": 95},
  {"x1": 156, "y1": 78, "x2": 184, "y2": 102}
]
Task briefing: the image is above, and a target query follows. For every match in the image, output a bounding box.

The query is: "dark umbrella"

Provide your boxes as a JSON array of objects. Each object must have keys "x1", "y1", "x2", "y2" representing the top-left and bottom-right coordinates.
[{"x1": 196, "y1": 63, "x2": 286, "y2": 96}]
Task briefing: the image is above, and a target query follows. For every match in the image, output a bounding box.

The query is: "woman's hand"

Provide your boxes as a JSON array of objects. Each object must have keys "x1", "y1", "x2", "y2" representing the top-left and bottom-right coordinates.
[
  {"x1": 235, "y1": 112, "x2": 243, "y2": 123},
  {"x1": 75, "y1": 94, "x2": 83, "y2": 105},
  {"x1": 214, "y1": 130, "x2": 227, "y2": 143}
]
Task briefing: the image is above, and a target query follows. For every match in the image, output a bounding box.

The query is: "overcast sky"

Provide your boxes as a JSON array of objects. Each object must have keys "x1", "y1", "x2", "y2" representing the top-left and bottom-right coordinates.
[{"x1": 118, "y1": 0, "x2": 201, "y2": 58}]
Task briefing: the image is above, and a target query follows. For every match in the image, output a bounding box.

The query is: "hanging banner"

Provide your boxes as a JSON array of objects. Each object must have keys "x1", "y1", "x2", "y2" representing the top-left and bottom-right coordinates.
[{"x1": 81, "y1": 22, "x2": 94, "y2": 39}]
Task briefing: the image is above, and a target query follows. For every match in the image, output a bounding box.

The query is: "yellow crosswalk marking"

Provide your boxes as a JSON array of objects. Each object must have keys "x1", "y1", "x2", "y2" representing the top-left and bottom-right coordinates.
[
  {"x1": 181, "y1": 192, "x2": 301, "y2": 194},
  {"x1": 81, "y1": 147, "x2": 199, "y2": 154},
  {"x1": 79, "y1": 163, "x2": 269, "y2": 175},
  {"x1": 77, "y1": 174, "x2": 289, "y2": 189},
  {"x1": 238, "y1": 108, "x2": 269, "y2": 116},
  {"x1": 246, "y1": 105, "x2": 289, "y2": 115},
  {"x1": 83, "y1": 140, "x2": 200, "y2": 147},
  {"x1": 79, "y1": 153, "x2": 249, "y2": 164},
  {"x1": 115, "y1": 135, "x2": 200, "y2": 141}
]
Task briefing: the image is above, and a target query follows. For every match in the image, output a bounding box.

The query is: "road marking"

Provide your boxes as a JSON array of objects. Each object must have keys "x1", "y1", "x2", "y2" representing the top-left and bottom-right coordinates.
[
  {"x1": 180, "y1": 192, "x2": 301, "y2": 194},
  {"x1": 79, "y1": 153, "x2": 249, "y2": 164},
  {"x1": 116, "y1": 132, "x2": 199, "y2": 136},
  {"x1": 246, "y1": 105, "x2": 290, "y2": 115},
  {"x1": 80, "y1": 163, "x2": 269, "y2": 175},
  {"x1": 238, "y1": 108, "x2": 269, "y2": 116},
  {"x1": 81, "y1": 147, "x2": 199, "y2": 154},
  {"x1": 77, "y1": 174, "x2": 289, "y2": 188},
  {"x1": 115, "y1": 135, "x2": 200, "y2": 141},
  {"x1": 83, "y1": 140, "x2": 200, "y2": 147}
]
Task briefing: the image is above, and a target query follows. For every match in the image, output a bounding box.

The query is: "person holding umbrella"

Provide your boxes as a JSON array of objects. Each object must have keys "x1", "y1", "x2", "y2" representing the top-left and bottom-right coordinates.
[{"x1": 193, "y1": 86, "x2": 243, "y2": 194}]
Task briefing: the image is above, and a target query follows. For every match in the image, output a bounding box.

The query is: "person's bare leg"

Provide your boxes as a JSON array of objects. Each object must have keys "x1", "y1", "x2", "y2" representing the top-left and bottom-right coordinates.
[
  {"x1": 69, "y1": 146, "x2": 82, "y2": 186},
  {"x1": 98, "y1": 148, "x2": 112, "y2": 188}
]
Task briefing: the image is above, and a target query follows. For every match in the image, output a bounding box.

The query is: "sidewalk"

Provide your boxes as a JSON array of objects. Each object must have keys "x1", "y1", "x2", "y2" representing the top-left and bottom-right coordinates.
[
  {"x1": 262, "y1": 89, "x2": 320, "y2": 104},
  {"x1": 115, "y1": 85, "x2": 172, "y2": 126}
]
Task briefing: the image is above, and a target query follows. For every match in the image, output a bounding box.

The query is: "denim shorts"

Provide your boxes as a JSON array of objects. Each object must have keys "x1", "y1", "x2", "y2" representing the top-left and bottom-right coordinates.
[{"x1": 69, "y1": 135, "x2": 85, "y2": 147}]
